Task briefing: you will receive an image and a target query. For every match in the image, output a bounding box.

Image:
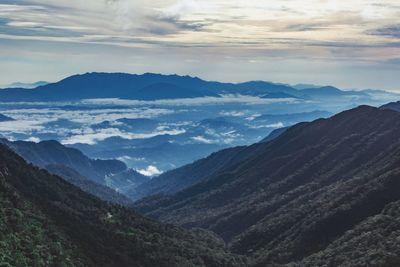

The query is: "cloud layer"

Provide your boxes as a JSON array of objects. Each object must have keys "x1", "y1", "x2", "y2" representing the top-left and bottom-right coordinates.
[{"x1": 0, "y1": 1, "x2": 399, "y2": 90}]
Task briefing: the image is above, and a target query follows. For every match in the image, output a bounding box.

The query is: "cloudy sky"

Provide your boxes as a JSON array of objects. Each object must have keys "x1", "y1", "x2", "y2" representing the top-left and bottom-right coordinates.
[{"x1": 0, "y1": 0, "x2": 399, "y2": 90}]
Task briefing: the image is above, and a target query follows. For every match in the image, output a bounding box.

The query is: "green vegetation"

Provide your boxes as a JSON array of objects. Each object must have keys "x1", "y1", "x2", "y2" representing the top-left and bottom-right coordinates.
[
  {"x1": 4, "y1": 105, "x2": 400, "y2": 266},
  {"x1": 136, "y1": 106, "x2": 400, "y2": 266},
  {"x1": 0, "y1": 174, "x2": 85, "y2": 266},
  {"x1": 0, "y1": 145, "x2": 246, "y2": 267}
]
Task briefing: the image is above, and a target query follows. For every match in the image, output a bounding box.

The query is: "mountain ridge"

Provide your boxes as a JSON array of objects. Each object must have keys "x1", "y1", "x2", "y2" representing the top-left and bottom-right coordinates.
[
  {"x1": 0, "y1": 143, "x2": 246, "y2": 266},
  {"x1": 0, "y1": 72, "x2": 377, "y2": 102},
  {"x1": 135, "y1": 105, "x2": 400, "y2": 266},
  {"x1": 0, "y1": 139, "x2": 148, "y2": 202},
  {"x1": 127, "y1": 110, "x2": 333, "y2": 200}
]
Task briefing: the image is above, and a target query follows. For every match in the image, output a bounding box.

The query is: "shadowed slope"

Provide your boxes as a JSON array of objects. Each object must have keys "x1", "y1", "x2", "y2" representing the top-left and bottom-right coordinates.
[
  {"x1": 136, "y1": 106, "x2": 400, "y2": 266},
  {"x1": 0, "y1": 144, "x2": 246, "y2": 266}
]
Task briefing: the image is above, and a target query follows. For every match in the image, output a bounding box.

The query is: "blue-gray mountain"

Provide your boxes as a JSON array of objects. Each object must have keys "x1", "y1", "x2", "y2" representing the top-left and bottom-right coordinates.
[
  {"x1": 0, "y1": 73, "x2": 397, "y2": 174},
  {"x1": 0, "y1": 139, "x2": 148, "y2": 204},
  {"x1": 0, "y1": 72, "x2": 383, "y2": 101}
]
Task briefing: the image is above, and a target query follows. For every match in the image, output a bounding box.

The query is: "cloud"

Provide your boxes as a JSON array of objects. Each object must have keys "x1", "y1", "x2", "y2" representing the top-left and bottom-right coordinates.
[
  {"x1": 220, "y1": 111, "x2": 246, "y2": 117},
  {"x1": 61, "y1": 127, "x2": 185, "y2": 145},
  {"x1": 192, "y1": 135, "x2": 215, "y2": 144},
  {"x1": 25, "y1": 136, "x2": 40, "y2": 143},
  {"x1": 0, "y1": 119, "x2": 45, "y2": 133},
  {"x1": 162, "y1": 0, "x2": 203, "y2": 17},
  {"x1": 0, "y1": 103, "x2": 186, "y2": 145},
  {"x1": 1, "y1": 106, "x2": 175, "y2": 125},
  {"x1": 137, "y1": 165, "x2": 163, "y2": 176},
  {"x1": 1, "y1": 1, "x2": 400, "y2": 90},
  {"x1": 368, "y1": 25, "x2": 400, "y2": 38},
  {"x1": 249, "y1": 122, "x2": 285, "y2": 129},
  {"x1": 117, "y1": 155, "x2": 145, "y2": 162},
  {"x1": 104, "y1": 0, "x2": 206, "y2": 36},
  {"x1": 81, "y1": 95, "x2": 297, "y2": 107},
  {"x1": 1, "y1": 1, "x2": 399, "y2": 50}
]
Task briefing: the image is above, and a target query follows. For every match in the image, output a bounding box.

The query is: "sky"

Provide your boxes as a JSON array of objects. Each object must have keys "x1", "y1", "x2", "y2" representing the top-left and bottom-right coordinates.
[{"x1": 0, "y1": 0, "x2": 399, "y2": 91}]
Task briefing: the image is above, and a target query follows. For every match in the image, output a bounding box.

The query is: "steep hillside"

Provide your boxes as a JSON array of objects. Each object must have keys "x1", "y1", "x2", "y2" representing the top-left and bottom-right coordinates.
[
  {"x1": 45, "y1": 164, "x2": 132, "y2": 206},
  {"x1": 127, "y1": 145, "x2": 250, "y2": 200},
  {"x1": 136, "y1": 106, "x2": 400, "y2": 266},
  {"x1": 0, "y1": 144, "x2": 246, "y2": 266},
  {"x1": 129, "y1": 112, "x2": 331, "y2": 200},
  {"x1": 130, "y1": 112, "x2": 331, "y2": 200},
  {"x1": 259, "y1": 127, "x2": 289, "y2": 143},
  {"x1": 0, "y1": 139, "x2": 148, "y2": 192}
]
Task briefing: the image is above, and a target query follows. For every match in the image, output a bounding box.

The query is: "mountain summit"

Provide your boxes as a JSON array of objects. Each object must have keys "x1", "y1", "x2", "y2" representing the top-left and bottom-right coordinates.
[{"x1": 0, "y1": 72, "x2": 369, "y2": 102}]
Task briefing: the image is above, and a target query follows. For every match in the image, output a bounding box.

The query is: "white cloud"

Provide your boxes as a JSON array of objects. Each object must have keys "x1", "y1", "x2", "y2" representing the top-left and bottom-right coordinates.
[
  {"x1": 117, "y1": 156, "x2": 145, "y2": 162},
  {"x1": 0, "y1": 105, "x2": 175, "y2": 131},
  {"x1": 192, "y1": 135, "x2": 214, "y2": 144},
  {"x1": 220, "y1": 111, "x2": 246, "y2": 117},
  {"x1": 24, "y1": 136, "x2": 41, "y2": 143},
  {"x1": 162, "y1": 0, "x2": 212, "y2": 18},
  {"x1": 82, "y1": 95, "x2": 298, "y2": 106},
  {"x1": 0, "y1": 120, "x2": 45, "y2": 133},
  {"x1": 250, "y1": 122, "x2": 285, "y2": 129},
  {"x1": 1, "y1": 1, "x2": 400, "y2": 90},
  {"x1": 61, "y1": 127, "x2": 185, "y2": 145},
  {"x1": 137, "y1": 165, "x2": 163, "y2": 176}
]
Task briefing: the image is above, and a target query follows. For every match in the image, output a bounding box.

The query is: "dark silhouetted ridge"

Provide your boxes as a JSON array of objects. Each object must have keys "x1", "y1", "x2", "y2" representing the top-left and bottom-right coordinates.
[
  {"x1": 0, "y1": 139, "x2": 148, "y2": 204},
  {"x1": 0, "y1": 144, "x2": 246, "y2": 266},
  {"x1": 136, "y1": 105, "x2": 400, "y2": 266}
]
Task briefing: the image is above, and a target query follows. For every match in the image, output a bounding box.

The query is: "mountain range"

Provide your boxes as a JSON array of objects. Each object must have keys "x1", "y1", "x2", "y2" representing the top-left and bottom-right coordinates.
[
  {"x1": 0, "y1": 72, "x2": 397, "y2": 176},
  {"x1": 0, "y1": 139, "x2": 148, "y2": 204},
  {"x1": 126, "y1": 111, "x2": 332, "y2": 201},
  {"x1": 0, "y1": 143, "x2": 246, "y2": 266},
  {"x1": 2, "y1": 101, "x2": 400, "y2": 265},
  {"x1": 0, "y1": 72, "x2": 378, "y2": 102},
  {"x1": 2, "y1": 72, "x2": 400, "y2": 266},
  {"x1": 134, "y1": 105, "x2": 400, "y2": 266}
]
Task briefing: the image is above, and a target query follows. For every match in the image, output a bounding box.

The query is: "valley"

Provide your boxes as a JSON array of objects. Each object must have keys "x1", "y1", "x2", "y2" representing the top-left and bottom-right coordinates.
[
  {"x1": 2, "y1": 1, "x2": 400, "y2": 266},
  {"x1": 0, "y1": 73, "x2": 396, "y2": 175},
  {"x1": 1, "y1": 73, "x2": 400, "y2": 266}
]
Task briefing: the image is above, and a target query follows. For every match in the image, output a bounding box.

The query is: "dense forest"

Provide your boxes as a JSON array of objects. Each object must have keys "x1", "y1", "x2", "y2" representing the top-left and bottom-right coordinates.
[
  {"x1": 4, "y1": 105, "x2": 400, "y2": 266},
  {"x1": 136, "y1": 106, "x2": 400, "y2": 266},
  {"x1": 0, "y1": 144, "x2": 246, "y2": 267},
  {"x1": 0, "y1": 139, "x2": 148, "y2": 205}
]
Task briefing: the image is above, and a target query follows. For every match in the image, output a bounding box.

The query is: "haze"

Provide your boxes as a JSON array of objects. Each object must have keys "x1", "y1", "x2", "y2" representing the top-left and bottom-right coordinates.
[{"x1": 0, "y1": 0, "x2": 399, "y2": 90}]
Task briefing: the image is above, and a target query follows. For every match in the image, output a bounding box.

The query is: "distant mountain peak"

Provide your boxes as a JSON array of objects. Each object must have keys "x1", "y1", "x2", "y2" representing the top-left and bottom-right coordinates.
[{"x1": 0, "y1": 72, "x2": 381, "y2": 102}]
